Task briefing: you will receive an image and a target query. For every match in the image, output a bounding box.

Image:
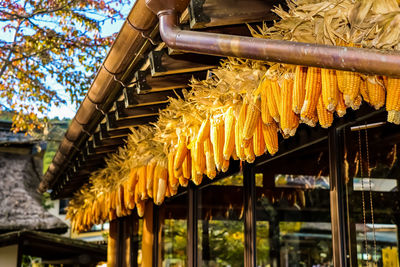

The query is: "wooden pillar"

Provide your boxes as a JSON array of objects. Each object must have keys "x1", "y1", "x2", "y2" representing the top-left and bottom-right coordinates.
[
  {"x1": 107, "y1": 219, "x2": 120, "y2": 267},
  {"x1": 142, "y1": 201, "x2": 154, "y2": 267},
  {"x1": 122, "y1": 215, "x2": 134, "y2": 266}
]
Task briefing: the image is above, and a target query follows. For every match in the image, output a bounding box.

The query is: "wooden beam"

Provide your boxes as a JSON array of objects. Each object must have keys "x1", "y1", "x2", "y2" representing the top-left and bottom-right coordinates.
[
  {"x1": 93, "y1": 131, "x2": 126, "y2": 148},
  {"x1": 124, "y1": 87, "x2": 184, "y2": 108},
  {"x1": 107, "y1": 111, "x2": 158, "y2": 130},
  {"x1": 100, "y1": 123, "x2": 132, "y2": 139},
  {"x1": 189, "y1": 0, "x2": 281, "y2": 29},
  {"x1": 149, "y1": 50, "x2": 217, "y2": 77},
  {"x1": 115, "y1": 100, "x2": 167, "y2": 120}
]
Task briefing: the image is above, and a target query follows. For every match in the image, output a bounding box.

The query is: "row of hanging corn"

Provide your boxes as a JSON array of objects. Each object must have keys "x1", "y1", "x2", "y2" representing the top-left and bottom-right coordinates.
[{"x1": 67, "y1": 0, "x2": 400, "y2": 232}]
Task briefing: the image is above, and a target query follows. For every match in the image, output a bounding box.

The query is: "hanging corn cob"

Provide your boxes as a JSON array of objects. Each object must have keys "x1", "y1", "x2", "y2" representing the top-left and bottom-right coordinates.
[
  {"x1": 292, "y1": 66, "x2": 308, "y2": 114},
  {"x1": 301, "y1": 67, "x2": 322, "y2": 127},
  {"x1": 280, "y1": 73, "x2": 299, "y2": 137}
]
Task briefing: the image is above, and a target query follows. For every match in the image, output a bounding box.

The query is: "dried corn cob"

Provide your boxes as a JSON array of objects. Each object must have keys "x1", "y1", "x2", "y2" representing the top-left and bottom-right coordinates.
[
  {"x1": 179, "y1": 177, "x2": 189, "y2": 187},
  {"x1": 221, "y1": 159, "x2": 230, "y2": 172},
  {"x1": 235, "y1": 100, "x2": 247, "y2": 161},
  {"x1": 338, "y1": 70, "x2": 361, "y2": 107},
  {"x1": 197, "y1": 116, "x2": 210, "y2": 143},
  {"x1": 262, "y1": 122, "x2": 279, "y2": 155},
  {"x1": 321, "y1": 68, "x2": 338, "y2": 112},
  {"x1": 350, "y1": 95, "x2": 362, "y2": 110},
  {"x1": 386, "y1": 77, "x2": 400, "y2": 124},
  {"x1": 244, "y1": 137, "x2": 255, "y2": 163},
  {"x1": 317, "y1": 95, "x2": 333, "y2": 128},
  {"x1": 182, "y1": 151, "x2": 191, "y2": 180},
  {"x1": 260, "y1": 78, "x2": 274, "y2": 124},
  {"x1": 301, "y1": 67, "x2": 322, "y2": 127},
  {"x1": 359, "y1": 77, "x2": 370, "y2": 104},
  {"x1": 192, "y1": 147, "x2": 203, "y2": 185},
  {"x1": 210, "y1": 115, "x2": 225, "y2": 171},
  {"x1": 266, "y1": 78, "x2": 280, "y2": 122},
  {"x1": 223, "y1": 106, "x2": 236, "y2": 160},
  {"x1": 280, "y1": 75, "x2": 299, "y2": 136},
  {"x1": 168, "y1": 150, "x2": 179, "y2": 191},
  {"x1": 137, "y1": 165, "x2": 147, "y2": 200},
  {"x1": 271, "y1": 79, "x2": 282, "y2": 120},
  {"x1": 124, "y1": 179, "x2": 135, "y2": 210},
  {"x1": 204, "y1": 137, "x2": 216, "y2": 179},
  {"x1": 292, "y1": 66, "x2": 307, "y2": 114},
  {"x1": 174, "y1": 135, "x2": 188, "y2": 171},
  {"x1": 336, "y1": 92, "x2": 347, "y2": 117},
  {"x1": 367, "y1": 76, "x2": 385, "y2": 110},
  {"x1": 194, "y1": 139, "x2": 206, "y2": 175},
  {"x1": 253, "y1": 117, "x2": 266, "y2": 157},
  {"x1": 146, "y1": 160, "x2": 156, "y2": 198},
  {"x1": 136, "y1": 199, "x2": 145, "y2": 217},
  {"x1": 243, "y1": 95, "x2": 261, "y2": 141},
  {"x1": 153, "y1": 163, "x2": 161, "y2": 204},
  {"x1": 155, "y1": 164, "x2": 168, "y2": 205}
]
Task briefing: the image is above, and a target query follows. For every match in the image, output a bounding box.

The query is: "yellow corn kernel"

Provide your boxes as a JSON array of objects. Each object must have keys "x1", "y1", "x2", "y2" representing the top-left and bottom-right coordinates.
[
  {"x1": 262, "y1": 122, "x2": 278, "y2": 155},
  {"x1": 197, "y1": 116, "x2": 210, "y2": 143},
  {"x1": 301, "y1": 67, "x2": 322, "y2": 126},
  {"x1": 146, "y1": 160, "x2": 156, "y2": 198},
  {"x1": 155, "y1": 164, "x2": 168, "y2": 205},
  {"x1": 342, "y1": 71, "x2": 361, "y2": 107},
  {"x1": 260, "y1": 78, "x2": 274, "y2": 124},
  {"x1": 321, "y1": 68, "x2": 338, "y2": 112},
  {"x1": 191, "y1": 147, "x2": 203, "y2": 185},
  {"x1": 243, "y1": 95, "x2": 261, "y2": 141},
  {"x1": 386, "y1": 77, "x2": 400, "y2": 124},
  {"x1": 210, "y1": 115, "x2": 224, "y2": 171},
  {"x1": 253, "y1": 117, "x2": 265, "y2": 157},
  {"x1": 182, "y1": 151, "x2": 191, "y2": 180},
  {"x1": 383, "y1": 76, "x2": 389, "y2": 89},
  {"x1": 124, "y1": 179, "x2": 135, "y2": 211},
  {"x1": 235, "y1": 100, "x2": 247, "y2": 161},
  {"x1": 367, "y1": 76, "x2": 385, "y2": 110},
  {"x1": 244, "y1": 137, "x2": 255, "y2": 163},
  {"x1": 152, "y1": 163, "x2": 160, "y2": 204},
  {"x1": 138, "y1": 165, "x2": 147, "y2": 200},
  {"x1": 350, "y1": 95, "x2": 362, "y2": 110},
  {"x1": 271, "y1": 79, "x2": 282, "y2": 119},
  {"x1": 292, "y1": 66, "x2": 308, "y2": 114},
  {"x1": 223, "y1": 106, "x2": 236, "y2": 160},
  {"x1": 336, "y1": 70, "x2": 345, "y2": 93},
  {"x1": 336, "y1": 92, "x2": 347, "y2": 117},
  {"x1": 317, "y1": 95, "x2": 333, "y2": 128},
  {"x1": 136, "y1": 199, "x2": 145, "y2": 218},
  {"x1": 174, "y1": 135, "x2": 188, "y2": 171},
  {"x1": 204, "y1": 137, "x2": 216, "y2": 179},
  {"x1": 221, "y1": 159, "x2": 230, "y2": 173},
  {"x1": 280, "y1": 75, "x2": 299, "y2": 136},
  {"x1": 168, "y1": 150, "x2": 179, "y2": 191}
]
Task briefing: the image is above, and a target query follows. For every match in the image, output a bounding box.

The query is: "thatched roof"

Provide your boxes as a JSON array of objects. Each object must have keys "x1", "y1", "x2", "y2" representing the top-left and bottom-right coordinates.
[{"x1": 0, "y1": 123, "x2": 67, "y2": 233}]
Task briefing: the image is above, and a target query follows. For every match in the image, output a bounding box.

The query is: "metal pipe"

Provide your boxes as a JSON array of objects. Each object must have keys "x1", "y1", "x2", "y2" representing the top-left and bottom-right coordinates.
[{"x1": 153, "y1": 7, "x2": 400, "y2": 77}]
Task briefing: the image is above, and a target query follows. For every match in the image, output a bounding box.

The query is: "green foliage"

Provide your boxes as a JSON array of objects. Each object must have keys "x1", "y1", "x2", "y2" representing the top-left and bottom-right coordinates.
[
  {"x1": 0, "y1": 0, "x2": 130, "y2": 132},
  {"x1": 41, "y1": 192, "x2": 54, "y2": 210}
]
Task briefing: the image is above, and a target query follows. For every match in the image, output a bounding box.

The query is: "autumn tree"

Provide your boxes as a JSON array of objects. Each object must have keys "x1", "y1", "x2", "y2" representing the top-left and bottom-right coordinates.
[{"x1": 0, "y1": 0, "x2": 129, "y2": 131}]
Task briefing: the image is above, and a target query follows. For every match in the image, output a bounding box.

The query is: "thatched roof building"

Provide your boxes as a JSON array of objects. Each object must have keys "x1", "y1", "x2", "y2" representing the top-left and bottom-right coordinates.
[{"x1": 0, "y1": 121, "x2": 67, "y2": 234}]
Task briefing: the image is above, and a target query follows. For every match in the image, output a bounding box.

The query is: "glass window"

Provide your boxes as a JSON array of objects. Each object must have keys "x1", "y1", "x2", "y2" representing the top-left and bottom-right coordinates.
[
  {"x1": 343, "y1": 115, "x2": 400, "y2": 267},
  {"x1": 160, "y1": 193, "x2": 188, "y2": 267},
  {"x1": 198, "y1": 174, "x2": 244, "y2": 267},
  {"x1": 255, "y1": 139, "x2": 333, "y2": 267}
]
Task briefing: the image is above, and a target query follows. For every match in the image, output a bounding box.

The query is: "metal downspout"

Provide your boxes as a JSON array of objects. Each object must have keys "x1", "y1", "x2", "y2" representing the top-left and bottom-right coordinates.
[{"x1": 146, "y1": 0, "x2": 400, "y2": 77}]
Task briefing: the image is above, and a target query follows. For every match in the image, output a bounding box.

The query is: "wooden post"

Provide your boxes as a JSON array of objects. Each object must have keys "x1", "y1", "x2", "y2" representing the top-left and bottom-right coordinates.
[
  {"x1": 142, "y1": 201, "x2": 154, "y2": 267},
  {"x1": 122, "y1": 216, "x2": 133, "y2": 267},
  {"x1": 107, "y1": 219, "x2": 119, "y2": 267}
]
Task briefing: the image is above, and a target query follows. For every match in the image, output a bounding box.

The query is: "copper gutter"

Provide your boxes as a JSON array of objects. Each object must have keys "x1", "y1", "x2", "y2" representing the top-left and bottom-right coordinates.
[
  {"x1": 146, "y1": 0, "x2": 400, "y2": 77},
  {"x1": 39, "y1": 0, "x2": 159, "y2": 193}
]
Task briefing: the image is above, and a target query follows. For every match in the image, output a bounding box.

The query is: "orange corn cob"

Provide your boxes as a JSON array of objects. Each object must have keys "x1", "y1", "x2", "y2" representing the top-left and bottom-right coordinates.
[
  {"x1": 244, "y1": 137, "x2": 255, "y2": 163},
  {"x1": 260, "y1": 78, "x2": 274, "y2": 124},
  {"x1": 300, "y1": 67, "x2": 322, "y2": 126},
  {"x1": 339, "y1": 70, "x2": 361, "y2": 107},
  {"x1": 223, "y1": 106, "x2": 236, "y2": 160},
  {"x1": 168, "y1": 150, "x2": 179, "y2": 191},
  {"x1": 321, "y1": 68, "x2": 338, "y2": 112},
  {"x1": 197, "y1": 116, "x2": 210, "y2": 143},
  {"x1": 155, "y1": 164, "x2": 168, "y2": 205},
  {"x1": 253, "y1": 117, "x2": 265, "y2": 157},
  {"x1": 367, "y1": 76, "x2": 385, "y2": 110},
  {"x1": 194, "y1": 139, "x2": 206, "y2": 175},
  {"x1": 124, "y1": 179, "x2": 135, "y2": 210},
  {"x1": 271, "y1": 79, "x2": 282, "y2": 120},
  {"x1": 136, "y1": 199, "x2": 145, "y2": 217},
  {"x1": 359, "y1": 77, "x2": 370, "y2": 104},
  {"x1": 179, "y1": 176, "x2": 189, "y2": 187},
  {"x1": 317, "y1": 95, "x2": 333, "y2": 128},
  {"x1": 243, "y1": 95, "x2": 261, "y2": 141},
  {"x1": 182, "y1": 151, "x2": 191, "y2": 180},
  {"x1": 174, "y1": 135, "x2": 188, "y2": 171},
  {"x1": 262, "y1": 122, "x2": 279, "y2": 155},
  {"x1": 350, "y1": 95, "x2": 362, "y2": 110},
  {"x1": 192, "y1": 147, "x2": 203, "y2": 185},
  {"x1": 280, "y1": 75, "x2": 299, "y2": 137},
  {"x1": 204, "y1": 137, "x2": 216, "y2": 179},
  {"x1": 386, "y1": 77, "x2": 400, "y2": 124},
  {"x1": 336, "y1": 92, "x2": 347, "y2": 117},
  {"x1": 221, "y1": 159, "x2": 230, "y2": 173},
  {"x1": 292, "y1": 66, "x2": 308, "y2": 114},
  {"x1": 266, "y1": 79, "x2": 280, "y2": 122},
  {"x1": 146, "y1": 160, "x2": 156, "y2": 198},
  {"x1": 210, "y1": 115, "x2": 224, "y2": 171},
  {"x1": 137, "y1": 165, "x2": 147, "y2": 200},
  {"x1": 235, "y1": 100, "x2": 247, "y2": 161},
  {"x1": 153, "y1": 163, "x2": 161, "y2": 204}
]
